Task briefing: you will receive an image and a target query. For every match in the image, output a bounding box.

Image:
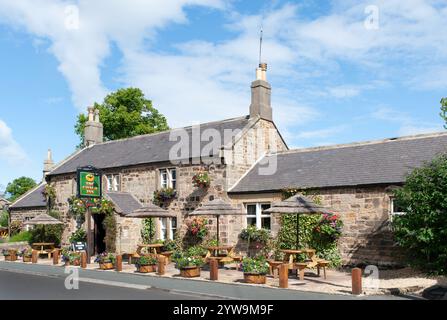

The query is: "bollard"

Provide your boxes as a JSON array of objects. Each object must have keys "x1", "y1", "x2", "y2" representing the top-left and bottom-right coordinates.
[
  {"x1": 53, "y1": 249, "x2": 59, "y2": 265},
  {"x1": 116, "y1": 255, "x2": 122, "y2": 272},
  {"x1": 279, "y1": 264, "x2": 289, "y2": 289},
  {"x1": 352, "y1": 268, "x2": 362, "y2": 295},
  {"x1": 210, "y1": 258, "x2": 219, "y2": 281},
  {"x1": 157, "y1": 256, "x2": 166, "y2": 275},
  {"x1": 81, "y1": 252, "x2": 87, "y2": 268},
  {"x1": 31, "y1": 250, "x2": 38, "y2": 264}
]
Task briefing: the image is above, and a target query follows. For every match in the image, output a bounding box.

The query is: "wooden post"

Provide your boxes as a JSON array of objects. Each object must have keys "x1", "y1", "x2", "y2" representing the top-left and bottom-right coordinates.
[
  {"x1": 31, "y1": 250, "x2": 38, "y2": 264},
  {"x1": 116, "y1": 255, "x2": 122, "y2": 272},
  {"x1": 86, "y1": 207, "x2": 92, "y2": 262},
  {"x1": 210, "y1": 258, "x2": 218, "y2": 281},
  {"x1": 279, "y1": 264, "x2": 289, "y2": 288},
  {"x1": 81, "y1": 251, "x2": 87, "y2": 268},
  {"x1": 53, "y1": 249, "x2": 59, "y2": 265},
  {"x1": 352, "y1": 268, "x2": 362, "y2": 295},
  {"x1": 157, "y1": 256, "x2": 166, "y2": 275}
]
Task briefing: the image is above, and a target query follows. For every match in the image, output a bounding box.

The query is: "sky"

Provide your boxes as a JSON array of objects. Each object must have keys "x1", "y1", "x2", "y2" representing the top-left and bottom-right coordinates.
[{"x1": 0, "y1": 0, "x2": 446, "y2": 191}]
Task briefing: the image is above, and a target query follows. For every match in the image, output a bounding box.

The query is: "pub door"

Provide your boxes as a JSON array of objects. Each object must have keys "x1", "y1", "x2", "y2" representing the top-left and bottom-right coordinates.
[{"x1": 92, "y1": 214, "x2": 106, "y2": 254}]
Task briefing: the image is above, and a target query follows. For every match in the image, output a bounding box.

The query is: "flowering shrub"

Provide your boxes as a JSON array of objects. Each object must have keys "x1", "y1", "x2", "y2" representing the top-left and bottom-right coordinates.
[
  {"x1": 20, "y1": 248, "x2": 33, "y2": 258},
  {"x1": 187, "y1": 218, "x2": 209, "y2": 240},
  {"x1": 61, "y1": 248, "x2": 81, "y2": 264},
  {"x1": 173, "y1": 251, "x2": 204, "y2": 269},
  {"x1": 1, "y1": 249, "x2": 11, "y2": 256},
  {"x1": 239, "y1": 226, "x2": 271, "y2": 244},
  {"x1": 69, "y1": 228, "x2": 87, "y2": 243},
  {"x1": 313, "y1": 213, "x2": 343, "y2": 241},
  {"x1": 68, "y1": 196, "x2": 87, "y2": 219},
  {"x1": 192, "y1": 172, "x2": 210, "y2": 188},
  {"x1": 186, "y1": 245, "x2": 207, "y2": 257},
  {"x1": 94, "y1": 252, "x2": 116, "y2": 264},
  {"x1": 162, "y1": 239, "x2": 178, "y2": 252},
  {"x1": 241, "y1": 256, "x2": 270, "y2": 275},
  {"x1": 136, "y1": 255, "x2": 158, "y2": 266},
  {"x1": 153, "y1": 188, "x2": 177, "y2": 205}
]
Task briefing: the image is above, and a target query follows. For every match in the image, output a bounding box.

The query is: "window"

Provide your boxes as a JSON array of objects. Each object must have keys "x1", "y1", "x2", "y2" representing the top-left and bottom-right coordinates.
[
  {"x1": 159, "y1": 217, "x2": 177, "y2": 240},
  {"x1": 160, "y1": 168, "x2": 177, "y2": 189},
  {"x1": 245, "y1": 203, "x2": 271, "y2": 230},
  {"x1": 390, "y1": 197, "x2": 406, "y2": 218},
  {"x1": 106, "y1": 174, "x2": 120, "y2": 192}
]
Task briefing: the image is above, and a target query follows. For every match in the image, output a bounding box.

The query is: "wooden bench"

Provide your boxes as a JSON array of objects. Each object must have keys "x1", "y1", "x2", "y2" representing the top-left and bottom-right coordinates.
[{"x1": 316, "y1": 260, "x2": 330, "y2": 279}]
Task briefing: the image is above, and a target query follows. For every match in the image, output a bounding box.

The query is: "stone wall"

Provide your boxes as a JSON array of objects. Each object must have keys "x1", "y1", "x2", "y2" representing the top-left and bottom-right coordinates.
[
  {"x1": 229, "y1": 187, "x2": 403, "y2": 267},
  {"x1": 9, "y1": 207, "x2": 47, "y2": 224}
]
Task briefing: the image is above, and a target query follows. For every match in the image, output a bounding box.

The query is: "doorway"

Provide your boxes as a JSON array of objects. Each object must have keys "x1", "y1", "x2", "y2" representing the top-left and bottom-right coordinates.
[{"x1": 93, "y1": 214, "x2": 106, "y2": 254}]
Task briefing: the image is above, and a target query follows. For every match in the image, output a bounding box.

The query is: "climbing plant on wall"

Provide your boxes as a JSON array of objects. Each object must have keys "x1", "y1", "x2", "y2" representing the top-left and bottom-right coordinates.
[{"x1": 277, "y1": 188, "x2": 343, "y2": 267}]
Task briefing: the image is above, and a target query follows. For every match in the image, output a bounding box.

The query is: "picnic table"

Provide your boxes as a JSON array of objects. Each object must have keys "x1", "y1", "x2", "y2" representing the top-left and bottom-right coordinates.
[
  {"x1": 136, "y1": 243, "x2": 164, "y2": 256},
  {"x1": 32, "y1": 242, "x2": 56, "y2": 259},
  {"x1": 280, "y1": 248, "x2": 329, "y2": 280},
  {"x1": 205, "y1": 246, "x2": 243, "y2": 268}
]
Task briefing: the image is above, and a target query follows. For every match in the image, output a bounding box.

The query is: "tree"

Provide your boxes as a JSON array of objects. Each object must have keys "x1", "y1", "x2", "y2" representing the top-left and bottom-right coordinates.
[
  {"x1": 5, "y1": 177, "x2": 37, "y2": 202},
  {"x1": 75, "y1": 88, "x2": 169, "y2": 145},
  {"x1": 440, "y1": 97, "x2": 447, "y2": 129},
  {"x1": 392, "y1": 155, "x2": 447, "y2": 274}
]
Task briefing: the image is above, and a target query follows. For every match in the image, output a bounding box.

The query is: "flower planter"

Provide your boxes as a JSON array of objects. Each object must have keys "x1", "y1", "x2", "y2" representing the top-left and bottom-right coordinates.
[
  {"x1": 99, "y1": 262, "x2": 114, "y2": 270},
  {"x1": 23, "y1": 256, "x2": 32, "y2": 263},
  {"x1": 137, "y1": 265, "x2": 157, "y2": 273},
  {"x1": 4, "y1": 254, "x2": 17, "y2": 262},
  {"x1": 180, "y1": 266, "x2": 201, "y2": 278},
  {"x1": 243, "y1": 273, "x2": 267, "y2": 284},
  {"x1": 65, "y1": 260, "x2": 81, "y2": 267}
]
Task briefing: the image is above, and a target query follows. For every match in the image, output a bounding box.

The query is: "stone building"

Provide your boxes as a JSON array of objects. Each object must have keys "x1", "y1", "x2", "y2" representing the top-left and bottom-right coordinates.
[
  {"x1": 0, "y1": 196, "x2": 10, "y2": 211},
  {"x1": 9, "y1": 64, "x2": 447, "y2": 266}
]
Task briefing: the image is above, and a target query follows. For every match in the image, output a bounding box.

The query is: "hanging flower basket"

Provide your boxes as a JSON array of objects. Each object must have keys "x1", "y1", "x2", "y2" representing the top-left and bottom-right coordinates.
[
  {"x1": 153, "y1": 188, "x2": 177, "y2": 206},
  {"x1": 187, "y1": 218, "x2": 209, "y2": 240},
  {"x1": 192, "y1": 172, "x2": 210, "y2": 189}
]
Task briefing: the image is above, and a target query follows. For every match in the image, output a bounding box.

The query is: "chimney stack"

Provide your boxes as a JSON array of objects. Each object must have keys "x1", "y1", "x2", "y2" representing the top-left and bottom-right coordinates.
[
  {"x1": 43, "y1": 149, "x2": 54, "y2": 179},
  {"x1": 249, "y1": 63, "x2": 272, "y2": 121},
  {"x1": 84, "y1": 106, "x2": 103, "y2": 147}
]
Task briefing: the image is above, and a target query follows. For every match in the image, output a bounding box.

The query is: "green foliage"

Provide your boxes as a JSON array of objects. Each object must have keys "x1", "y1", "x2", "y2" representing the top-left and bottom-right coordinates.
[
  {"x1": 0, "y1": 210, "x2": 8, "y2": 227},
  {"x1": 137, "y1": 255, "x2": 158, "y2": 266},
  {"x1": 173, "y1": 251, "x2": 204, "y2": 269},
  {"x1": 95, "y1": 252, "x2": 116, "y2": 264},
  {"x1": 440, "y1": 97, "x2": 447, "y2": 129},
  {"x1": 9, "y1": 220, "x2": 22, "y2": 236},
  {"x1": 162, "y1": 239, "x2": 178, "y2": 252},
  {"x1": 141, "y1": 218, "x2": 155, "y2": 244},
  {"x1": 30, "y1": 211, "x2": 64, "y2": 246},
  {"x1": 69, "y1": 228, "x2": 87, "y2": 243},
  {"x1": 8, "y1": 231, "x2": 32, "y2": 243},
  {"x1": 75, "y1": 87, "x2": 169, "y2": 146},
  {"x1": 42, "y1": 185, "x2": 57, "y2": 209},
  {"x1": 392, "y1": 155, "x2": 447, "y2": 274},
  {"x1": 186, "y1": 245, "x2": 207, "y2": 257},
  {"x1": 187, "y1": 217, "x2": 209, "y2": 240},
  {"x1": 20, "y1": 248, "x2": 33, "y2": 257},
  {"x1": 239, "y1": 226, "x2": 271, "y2": 244},
  {"x1": 5, "y1": 177, "x2": 37, "y2": 202},
  {"x1": 241, "y1": 256, "x2": 270, "y2": 274}
]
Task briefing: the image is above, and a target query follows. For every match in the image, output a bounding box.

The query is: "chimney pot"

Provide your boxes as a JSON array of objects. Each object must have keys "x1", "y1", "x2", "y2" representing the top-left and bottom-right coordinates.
[
  {"x1": 250, "y1": 63, "x2": 272, "y2": 121},
  {"x1": 84, "y1": 106, "x2": 103, "y2": 147}
]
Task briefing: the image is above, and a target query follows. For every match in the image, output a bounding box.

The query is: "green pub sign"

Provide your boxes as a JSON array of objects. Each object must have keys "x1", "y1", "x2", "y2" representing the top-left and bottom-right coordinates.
[{"x1": 77, "y1": 167, "x2": 102, "y2": 199}]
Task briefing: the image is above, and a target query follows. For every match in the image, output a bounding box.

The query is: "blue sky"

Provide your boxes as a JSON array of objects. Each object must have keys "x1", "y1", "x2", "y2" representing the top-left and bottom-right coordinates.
[{"x1": 0, "y1": 0, "x2": 446, "y2": 191}]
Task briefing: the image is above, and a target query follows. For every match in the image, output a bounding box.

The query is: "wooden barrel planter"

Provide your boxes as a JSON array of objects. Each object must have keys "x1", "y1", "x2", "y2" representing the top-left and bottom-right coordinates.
[
  {"x1": 137, "y1": 265, "x2": 157, "y2": 273},
  {"x1": 65, "y1": 259, "x2": 81, "y2": 267},
  {"x1": 180, "y1": 266, "x2": 201, "y2": 278},
  {"x1": 23, "y1": 256, "x2": 32, "y2": 263},
  {"x1": 99, "y1": 262, "x2": 114, "y2": 270},
  {"x1": 5, "y1": 252, "x2": 17, "y2": 261},
  {"x1": 244, "y1": 273, "x2": 267, "y2": 284}
]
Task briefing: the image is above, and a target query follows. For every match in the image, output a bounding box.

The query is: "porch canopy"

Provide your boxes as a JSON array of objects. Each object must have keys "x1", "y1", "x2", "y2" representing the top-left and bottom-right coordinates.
[
  {"x1": 25, "y1": 213, "x2": 64, "y2": 226},
  {"x1": 263, "y1": 194, "x2": 333, "y2": 250},
  {"x1": 127, "y1": 202, "x2": 177, "y2": 242},
  {"x1": 189, "y1": 198, "x2": 243, "y2": 245}
]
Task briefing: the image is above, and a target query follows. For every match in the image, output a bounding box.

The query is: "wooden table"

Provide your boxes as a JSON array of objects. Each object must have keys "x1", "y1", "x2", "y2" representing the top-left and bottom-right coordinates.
[
  {"x1": 281, "y1": 249, "x2": 316, "y2": 264},
  {"x1": 32, "y1": 242, "x2": 55, "y2": 259},
  {"x1": 136, "y1": 243, "x2": 164, "y2": 256},
  {"x1": 205, "y1": 246, "x2": 234, "y2": 258}
]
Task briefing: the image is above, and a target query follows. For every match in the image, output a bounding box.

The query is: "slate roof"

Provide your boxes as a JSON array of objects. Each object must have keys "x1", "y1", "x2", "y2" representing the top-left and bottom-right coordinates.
[
  {"x1": 105, "y1": 192, "x2": 143, "y2": 216},
  {"x1": 9, "y1": 183, "x2": 47, "y2": 209},
  {"x1": 229, "y1": 132, "x2": 447, "y2": 193},
  {"x1": 49, "y1": 116, "x2": 251, "y2": 175}
]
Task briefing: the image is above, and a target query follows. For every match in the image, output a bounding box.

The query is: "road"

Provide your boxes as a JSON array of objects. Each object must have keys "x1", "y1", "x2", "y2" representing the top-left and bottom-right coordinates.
[
  {"x1": 0, "y1": 262, "x2": 408, "y2": 300},
  {"x1": 0, "y1": 270, "x2": 205, "y2": 300}
]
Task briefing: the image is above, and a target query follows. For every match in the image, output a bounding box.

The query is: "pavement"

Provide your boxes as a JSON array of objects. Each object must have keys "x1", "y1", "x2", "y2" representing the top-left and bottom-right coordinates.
[{"x1": 0, "y1": 261, "x2": 408, "y2": 300}]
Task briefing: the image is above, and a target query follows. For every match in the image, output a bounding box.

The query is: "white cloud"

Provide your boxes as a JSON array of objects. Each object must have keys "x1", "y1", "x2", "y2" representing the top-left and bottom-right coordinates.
[
  {"x1": 0, "y1": 119, "x2": 28, "y2": 164},
  {"x1": 398, "y1": 125, "x2": 443, "y2": 136}
]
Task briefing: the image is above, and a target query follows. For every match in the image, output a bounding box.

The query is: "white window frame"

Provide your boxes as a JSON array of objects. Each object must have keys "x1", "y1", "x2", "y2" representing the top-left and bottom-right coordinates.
[
  {"x1": 390, "y1": 198, "x2": 406, "y2": 221},
  {"x1": 160, "y1": 168, "x2": 177, "y2": 189},
  {"x1": 245, "y1": 202, "x2": 271, "y2": 229},
  {"x1": 106, "y1": 174, "x2": 120, "y2": 192},
  {"x1": 158, "y1": 217, "x2": 177, "y2": 240}
]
